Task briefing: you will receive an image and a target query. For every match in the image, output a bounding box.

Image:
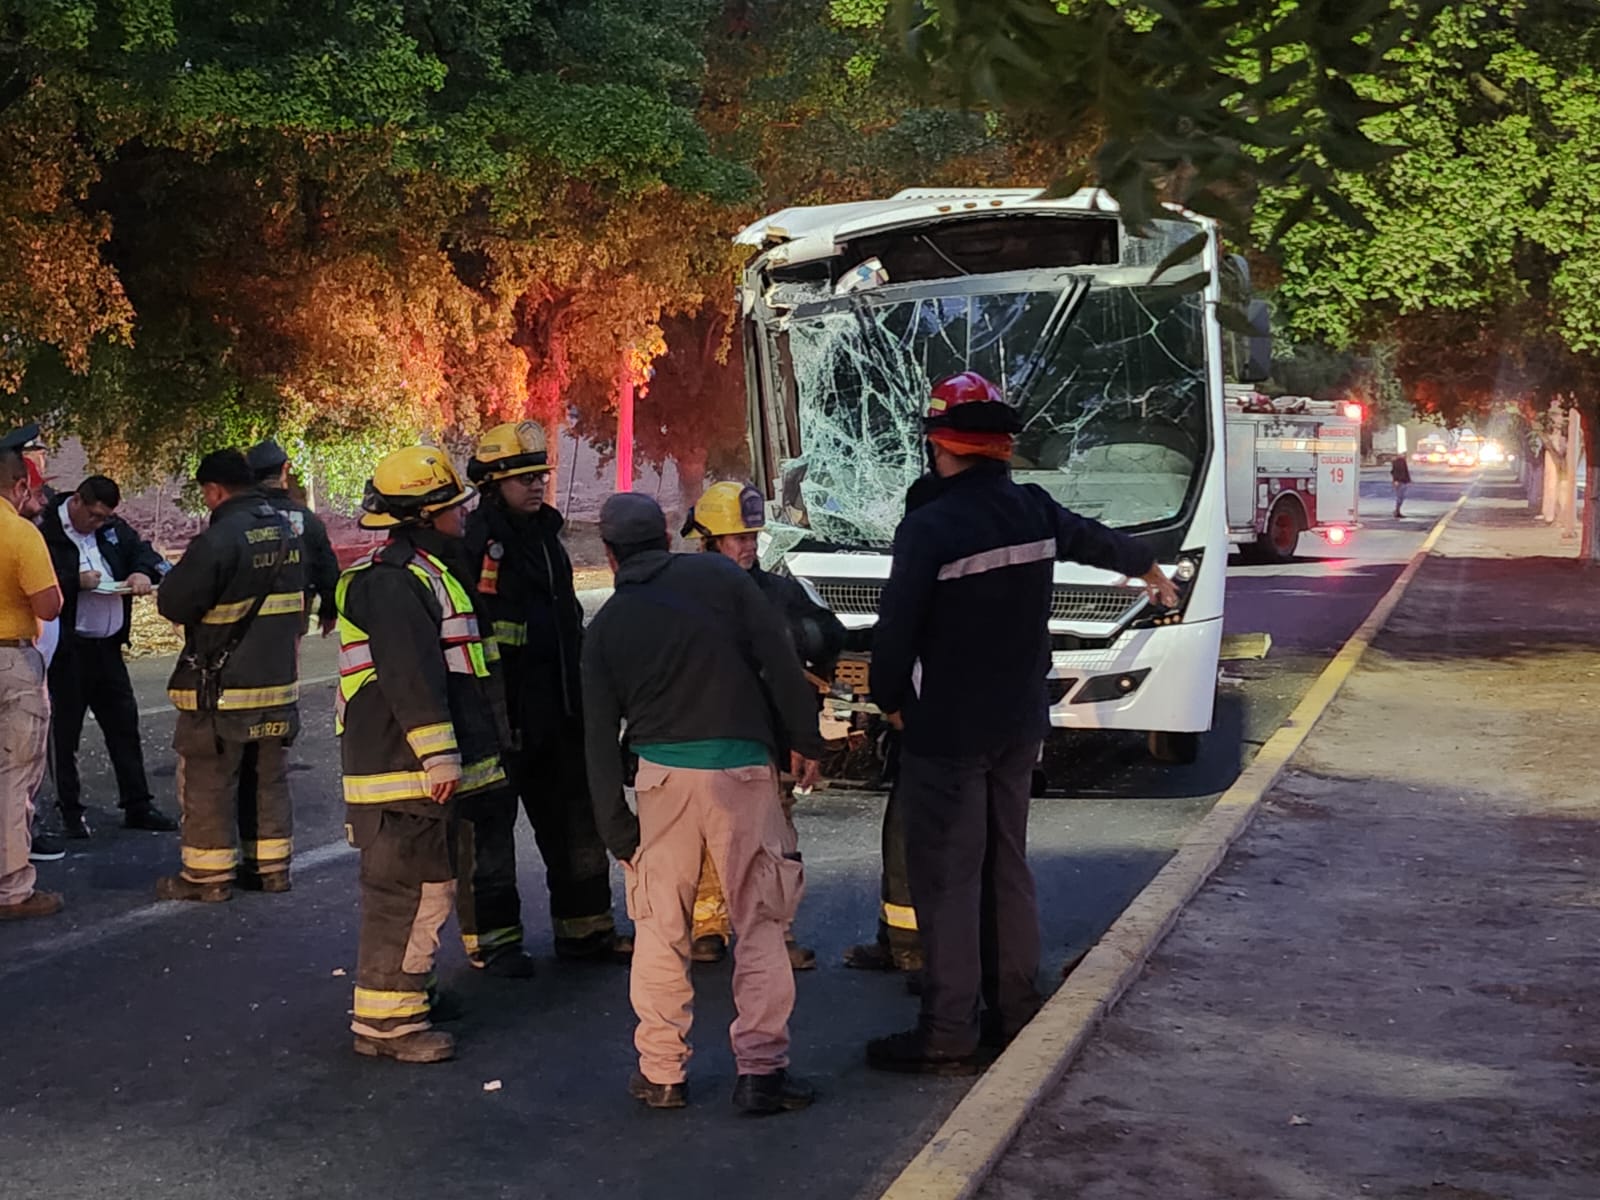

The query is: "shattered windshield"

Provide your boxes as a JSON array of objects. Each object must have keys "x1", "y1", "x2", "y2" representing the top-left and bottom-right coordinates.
[{"x1": 772, "y1": 276, "x2": 1209, "y2": 550}]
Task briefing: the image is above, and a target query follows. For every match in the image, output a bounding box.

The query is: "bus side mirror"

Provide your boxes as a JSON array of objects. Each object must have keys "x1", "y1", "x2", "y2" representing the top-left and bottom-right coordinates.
[{"x1": 1240, "y1": 299, "x2": 1272, "y2": 384}]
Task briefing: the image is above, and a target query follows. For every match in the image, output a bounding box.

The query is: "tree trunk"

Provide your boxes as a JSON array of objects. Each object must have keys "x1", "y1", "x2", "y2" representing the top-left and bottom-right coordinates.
[
  {"x1": 1580, "y1": 403, "x2": 1599, "y2": 564},
  {"x1": 675, "y1": 449, "x2": 708, "y2": 514},
  {"x1": 1542, "y1": 442, "x2": 1562, "y2": 522}
]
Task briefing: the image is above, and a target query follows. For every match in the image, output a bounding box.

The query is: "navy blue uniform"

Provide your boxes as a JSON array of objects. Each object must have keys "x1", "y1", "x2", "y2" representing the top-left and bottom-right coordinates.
[{"x1": 871, "y1": 461, "x2": 1153, "y2": 1054}]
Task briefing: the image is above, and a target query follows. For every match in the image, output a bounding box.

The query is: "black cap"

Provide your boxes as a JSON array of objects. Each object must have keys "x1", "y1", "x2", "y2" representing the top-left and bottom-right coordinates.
[
  {"x1": 0, "y1": 423, "x2": 40, "y2": 453},
  {"x1": 599, "y1": 492, "x2": 667, "y2": 545},
  {"x1": 246, "y1": 438, "x2": 289, "y2": 472}
]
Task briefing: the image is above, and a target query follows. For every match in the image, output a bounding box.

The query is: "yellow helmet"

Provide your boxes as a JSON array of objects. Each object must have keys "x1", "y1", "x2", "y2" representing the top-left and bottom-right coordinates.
[
  {"x1": 681, "y1": 480, "x2": 766, "y2": 539},
  {"x1": 360, "y1": 446, "x2": 475, "y2": 530},
  {"x1": 468, "y1": 420, "x2": 551, "y2": 484}
]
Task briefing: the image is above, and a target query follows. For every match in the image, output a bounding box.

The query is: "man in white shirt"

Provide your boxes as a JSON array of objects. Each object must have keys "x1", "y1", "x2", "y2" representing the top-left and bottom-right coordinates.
[{"x1": 40, "y1": 476, "x2": 177, "y2": 838}]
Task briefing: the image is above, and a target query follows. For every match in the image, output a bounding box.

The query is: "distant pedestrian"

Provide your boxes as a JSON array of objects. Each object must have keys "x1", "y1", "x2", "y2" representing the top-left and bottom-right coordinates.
[
  {"x1": 39, "y1": 474, "x2": 178, "y2": 838},
  {"x1": 865, "y1": 373, "x2": 1178, "y2": 1076},
  {"x1": 0, "y1": 424, "x2": 65, "y2": 920},
  {"x1": 1391, "y1": 455, "x2": 1411, "y2": 518},
  {"x1": 155, "y1": 450, "x2": 304, "y2": 902},
  {"x1": 582, "y1": 493, "x2": 825, "y2": 1114}
]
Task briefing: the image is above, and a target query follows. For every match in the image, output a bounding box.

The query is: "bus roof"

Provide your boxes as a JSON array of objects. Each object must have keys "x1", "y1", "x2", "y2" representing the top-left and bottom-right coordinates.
[{"x1": 734, "y1": 187, "x2": 1210, "y2": 270}]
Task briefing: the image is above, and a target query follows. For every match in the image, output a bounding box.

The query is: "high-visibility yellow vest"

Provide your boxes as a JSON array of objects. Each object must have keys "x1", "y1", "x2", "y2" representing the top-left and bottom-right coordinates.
[{"x1": 334, "y1": 547, "x2": 493, "y2": 736}]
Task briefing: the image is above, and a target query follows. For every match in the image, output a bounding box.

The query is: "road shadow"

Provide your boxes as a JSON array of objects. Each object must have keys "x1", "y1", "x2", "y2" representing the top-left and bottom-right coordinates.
[{"x1": 1040, "y1": 687, "x2": 1247, "y2": 802}]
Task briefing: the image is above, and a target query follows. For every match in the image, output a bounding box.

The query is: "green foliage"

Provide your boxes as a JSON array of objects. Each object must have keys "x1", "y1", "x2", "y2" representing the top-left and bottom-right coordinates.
[{"x1": 0, "y1": 0, "x2": 752, "y2": 496}]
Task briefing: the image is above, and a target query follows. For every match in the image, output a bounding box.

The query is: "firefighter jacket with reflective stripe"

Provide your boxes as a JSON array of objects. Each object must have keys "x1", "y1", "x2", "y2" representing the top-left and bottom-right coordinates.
[
  {"x1": 335, "y1": 528, "x2": 508, "y2": 810},
  {"x1": 158, "y1": 490, "x2": 305, "y2": 742},
  {"x1": 262, "y1": 486, "x2": 340, "y2": 624},
  {"x1": 463, "y1": 500, "x2": 584, "y2": 742},
  {"x1": 871, "y1": 461, "x2": 1156, "y2": 758}
]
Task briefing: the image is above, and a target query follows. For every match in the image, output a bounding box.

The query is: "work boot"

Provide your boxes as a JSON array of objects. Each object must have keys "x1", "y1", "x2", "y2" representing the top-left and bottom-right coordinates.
[
  {"x1": 0, "y1": 890, "x2": 64, "y2": 920},
  {"x1": 866, "y1": 1030, "x2": 981, "y2": 1077},
  {"x1": 60, "y1": 812, "x2": 91, "y2": 840},
  {"x1": 352, "y1": 1030, "x2": 455, "y2": 1064},
  {"x1": 155, "y1": 875, "x2": 232, "y2": 903},
  {"x1": 124, "y1": 804, "x2": 179, "y2": 832},
  {"x1": 691, "y1": 934, "x2": 727, "y2": 964},
  {"x1": 628, "y1": 1072, "x2": 689, "y2": 1110},
  {"x1": 732, "y1": 1069, "x2": 816, "y2": 1115},
  {"x1": 843, "y1": 940, "x2": 922, "y2": 973},
  {"x1": 236, "y1": 871, "x2": 291, "y2": 894},
  {"x1": 476, "y1": 949, "x2": 537, "y2": 979},
  {"x1": 555, "y1": 929, "x2": 633, "y2": 963},
  {"x1": 785, "y1": 939, "x2": 817, "y2": 971}
]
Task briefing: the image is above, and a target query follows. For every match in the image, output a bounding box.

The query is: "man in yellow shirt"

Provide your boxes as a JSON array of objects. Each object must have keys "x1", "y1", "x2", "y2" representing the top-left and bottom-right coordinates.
[{"x1": 0, "y1": 425, "x2": 65, "y2": 919}]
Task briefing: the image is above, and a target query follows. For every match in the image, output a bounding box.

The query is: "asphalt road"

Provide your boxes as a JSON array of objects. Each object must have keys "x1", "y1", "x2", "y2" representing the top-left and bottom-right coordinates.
[{"x1": 0, "y1": 467, "x2": 1475, "y2": 1200}]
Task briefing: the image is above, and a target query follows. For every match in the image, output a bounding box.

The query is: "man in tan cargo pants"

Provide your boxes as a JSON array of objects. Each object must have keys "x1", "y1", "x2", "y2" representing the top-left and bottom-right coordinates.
[
  {"x1": 0, "y1": 428, "x2": 65, "y2": 920},
  {"x1": 581, "y1": 493, "x2": 826, "y2": 1115}
]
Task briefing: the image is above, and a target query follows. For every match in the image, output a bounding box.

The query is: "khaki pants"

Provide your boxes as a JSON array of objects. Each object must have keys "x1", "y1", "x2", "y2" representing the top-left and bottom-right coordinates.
[
  {"x1": 692, "y1": 783, "x2": 800, "y2": 942},
  {"x1": 627, "y1": 761, "x2": 804, "y2": 1084},
  {"x1": 0, "y1": 646, "x2": 50, "y2": 905}
]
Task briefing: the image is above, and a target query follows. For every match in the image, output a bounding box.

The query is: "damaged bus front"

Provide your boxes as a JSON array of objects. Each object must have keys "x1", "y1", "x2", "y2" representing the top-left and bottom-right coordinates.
[{"x1": 736, "y1": 188, "x2": 1246, "y2": 763}]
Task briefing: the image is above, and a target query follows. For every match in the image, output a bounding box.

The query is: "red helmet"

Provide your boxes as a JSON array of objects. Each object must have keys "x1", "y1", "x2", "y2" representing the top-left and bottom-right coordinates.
[{"x1": 925, "y1": 372, "x2": 1020, "y2": 434}]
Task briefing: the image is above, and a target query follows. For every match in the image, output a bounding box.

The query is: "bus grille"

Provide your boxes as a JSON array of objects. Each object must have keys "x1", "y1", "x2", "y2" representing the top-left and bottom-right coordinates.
[{"x1": 814, "y1": 580, "x2": 1141, "y2": 624}]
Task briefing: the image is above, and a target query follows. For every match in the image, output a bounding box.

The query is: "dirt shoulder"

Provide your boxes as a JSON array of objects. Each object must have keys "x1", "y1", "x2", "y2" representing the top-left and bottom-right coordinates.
[{"x1": 984, "y1": 483, "x2": 1600, "y2": 1200}]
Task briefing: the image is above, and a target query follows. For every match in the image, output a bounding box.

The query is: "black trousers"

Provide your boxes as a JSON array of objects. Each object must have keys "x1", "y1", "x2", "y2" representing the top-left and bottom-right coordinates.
[
  {"x1": 872, "y1": 780, "x2": 922, "y2": 957},
  {"x1": 457, "y1": 718, "x2": 615, "y2": 954},
  {"x1": 900, "y1": 739, "x2": 1044, "y2": 1055},
  {"x1": 48, "y1": 636, "x2": 153, "y2": 817}
]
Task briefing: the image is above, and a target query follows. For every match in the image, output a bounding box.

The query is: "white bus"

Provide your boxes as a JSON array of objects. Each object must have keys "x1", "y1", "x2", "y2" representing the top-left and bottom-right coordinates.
[{"x1": 735, "y1": 187, "x2": 1267, "y2": 763}]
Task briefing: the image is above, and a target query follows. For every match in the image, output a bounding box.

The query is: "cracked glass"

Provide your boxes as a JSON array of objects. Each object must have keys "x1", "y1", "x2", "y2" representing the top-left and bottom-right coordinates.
[{"x1": 764, "y1": 273, "x2": 1208, "y2": 551}]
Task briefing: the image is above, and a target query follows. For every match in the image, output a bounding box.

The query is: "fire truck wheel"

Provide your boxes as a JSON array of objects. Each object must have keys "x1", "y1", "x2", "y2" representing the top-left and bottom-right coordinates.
[
  {"x1": 1148, "y1": 729, "x2": 1200, "y2": 765},
  {"x1": 1258, "y1": 496, "x2": 1307, "y2": 563}
]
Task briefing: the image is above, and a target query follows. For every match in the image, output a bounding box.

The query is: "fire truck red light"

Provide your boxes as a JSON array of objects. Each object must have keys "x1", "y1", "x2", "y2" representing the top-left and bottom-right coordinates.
[
  {"x1": 1342, "y1": 403, "x2": 1364, "y2": 422},
  {"x1": 1326, "y1": 526, "x2": 1349, "y2": 545}
]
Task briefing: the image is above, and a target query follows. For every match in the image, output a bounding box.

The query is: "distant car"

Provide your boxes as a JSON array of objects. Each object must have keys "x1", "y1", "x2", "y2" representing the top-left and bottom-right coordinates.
[
  {"x1": 1415, "y1": 445, "x2": 1449, "y2": 464},
  {"x1": 1479, "y1": 441, "x2": 1507, "y2": 464},
  {"x1": 1447, "y1": 448, "x2": 1478, "y2": 468}
]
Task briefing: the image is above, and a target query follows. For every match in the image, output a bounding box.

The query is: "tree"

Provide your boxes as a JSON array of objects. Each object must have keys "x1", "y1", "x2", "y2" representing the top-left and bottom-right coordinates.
[{"x1": 0, "y1": 0, "x2": 754, "y2": 499}]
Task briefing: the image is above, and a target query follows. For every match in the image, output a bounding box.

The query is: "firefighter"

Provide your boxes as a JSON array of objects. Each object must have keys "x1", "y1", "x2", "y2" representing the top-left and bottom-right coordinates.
[
  {"x1": 336, "y1": 445, "x2": 507, "y2": 1064},
  {"x1": 680, "y1": 480, "x2": 845, "y2": 970},
  {"x1": 155, "y1": 450, "x2": 305, "y2": 901},
  {"x1": 245, "y1": 439, "x2": 340, "y2": 636},
  {"x1": 460, "y1": 421, "x2": 627, "y2": 971},
  {"x1": 865, "y1": 373, "x2": 1178, "y2": 1075}
]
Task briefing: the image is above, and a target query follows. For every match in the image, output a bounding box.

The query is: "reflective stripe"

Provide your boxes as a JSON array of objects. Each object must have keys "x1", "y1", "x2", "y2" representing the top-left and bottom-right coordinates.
[
  {"x1": 182, "y1": 845, "x2": 240, "y2": 871},
  {"x1": 440, "y1": 614, "x2": 479, "y2": 643},
  {"x1": 883, "y1": 901, "x2": 919, "y2": 931},
  {"x1": 200, "y1": 591, "x2": 305, "y2": 624},
  {"x1": 554, "y1": 913, "x2": 617, "y2": 941},
  {"x1": 936, "y1": 538, "x2": 1056, "y2": 582},
  {"x1": 464, "y1": 925, "x2": 523, "y2": 956},
  {"x1": 406, "y1": 722, "x2": 459, "y2": 760},
  {"x1": 169, "y1": 683, "x2": 299, "y2": 711},
  {"x1": 342, "y1": 757, "x2": 506, "y2": 804},
  {"x1": 352, "y1": 987, "x2": 430, "y2": 1019},
  {"x1": 338, "y1": 643, "x2": 374, "y2": 674},
  {"x1": 492, "y1": 620, "x2": 528, "y2": 647},
  {"x1": 242, "y1": 837, "x2": 293, "y2": 863}
]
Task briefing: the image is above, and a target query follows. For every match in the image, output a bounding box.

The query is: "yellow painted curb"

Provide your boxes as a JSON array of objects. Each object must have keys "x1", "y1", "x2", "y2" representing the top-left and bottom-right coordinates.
[{"x1": 878, "y1": 492, "x2": 1473, "y2": 1200}]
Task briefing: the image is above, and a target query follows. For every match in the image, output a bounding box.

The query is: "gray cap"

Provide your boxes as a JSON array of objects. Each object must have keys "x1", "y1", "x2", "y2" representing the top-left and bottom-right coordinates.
[
  {"x1": 246, "y1": 438, "x2": 289, "y2": 472},
  {"x1": 599, "y1": 492, "x2": 667, "y2": 545}
]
